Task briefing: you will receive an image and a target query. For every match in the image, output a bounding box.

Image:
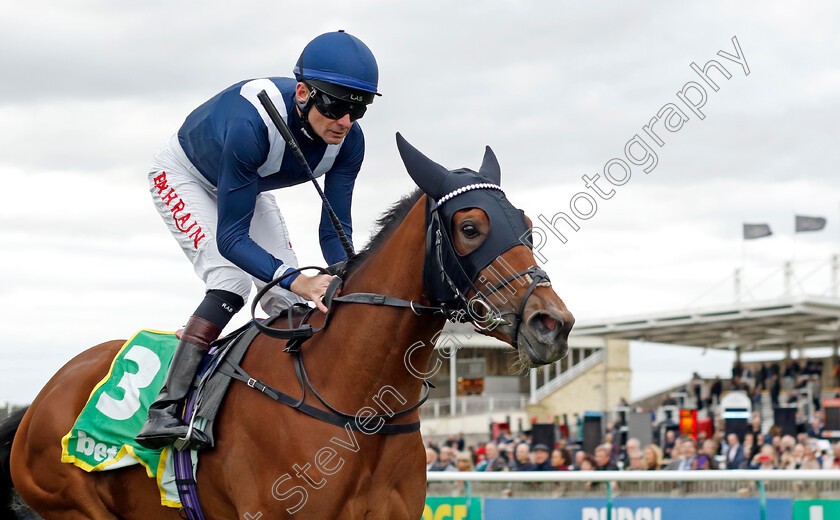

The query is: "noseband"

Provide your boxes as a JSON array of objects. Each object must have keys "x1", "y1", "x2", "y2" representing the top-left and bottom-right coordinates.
[{"x1": 474, "y1": 265, "x2": 551, "y2": 347}]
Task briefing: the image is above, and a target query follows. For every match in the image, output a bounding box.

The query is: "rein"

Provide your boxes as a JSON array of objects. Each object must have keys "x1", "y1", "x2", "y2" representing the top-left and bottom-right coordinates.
[
  {"x1": 228, "y1": 266, "x2": 440, "y2": 435},
  {"x1": 230, "y1": 185, "x2": 547, "y2": 435}
]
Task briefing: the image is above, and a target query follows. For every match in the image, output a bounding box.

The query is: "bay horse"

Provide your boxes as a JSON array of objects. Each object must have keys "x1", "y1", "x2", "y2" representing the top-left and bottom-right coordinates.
[{"x1": 2, "y1": 134, "x2": 574, "y2": 520}]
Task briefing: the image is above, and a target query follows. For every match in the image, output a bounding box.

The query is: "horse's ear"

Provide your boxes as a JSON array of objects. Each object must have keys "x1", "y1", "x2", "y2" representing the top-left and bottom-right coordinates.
[
  {"x1": 396, "y1": 132, "x2": 450, "y2": 199},
  {"x1": 479, "y1": 146, "x2": 501, "y2": 185}
]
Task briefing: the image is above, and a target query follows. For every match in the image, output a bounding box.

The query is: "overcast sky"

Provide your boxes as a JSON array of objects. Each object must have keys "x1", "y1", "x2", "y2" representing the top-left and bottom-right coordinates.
[{"x1": 2, "y1": 1, "x2": 839, "y2": 405}]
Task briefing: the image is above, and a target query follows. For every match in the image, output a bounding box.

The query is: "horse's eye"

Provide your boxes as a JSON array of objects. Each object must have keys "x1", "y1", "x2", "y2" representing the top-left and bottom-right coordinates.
[{"x1": 462, "y1": 224, "x2": 480, "y2": 239}]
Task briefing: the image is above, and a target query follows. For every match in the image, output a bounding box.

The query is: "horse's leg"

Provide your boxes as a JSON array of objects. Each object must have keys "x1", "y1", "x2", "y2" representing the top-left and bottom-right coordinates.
[{"x1": 11, "y1": 342, "x2": 178, "y2": 520}]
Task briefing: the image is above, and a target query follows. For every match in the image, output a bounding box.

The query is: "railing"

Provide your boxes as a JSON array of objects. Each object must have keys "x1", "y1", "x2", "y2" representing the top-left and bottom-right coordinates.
[
  {"x1": 534, "y1": 348, "x2": 606, "y2": 402},
  {"x1": 420, "y1": 394, "x2": 528, "y2": 419},
  {"x1": 426, "y1": 470, "x2": 840, "y2": 520}
]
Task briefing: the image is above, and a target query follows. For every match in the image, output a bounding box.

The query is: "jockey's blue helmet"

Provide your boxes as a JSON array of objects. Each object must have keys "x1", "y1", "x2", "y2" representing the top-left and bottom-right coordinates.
[{"x1": 294, "y1": 30, "x2": 380, "y2": 105}]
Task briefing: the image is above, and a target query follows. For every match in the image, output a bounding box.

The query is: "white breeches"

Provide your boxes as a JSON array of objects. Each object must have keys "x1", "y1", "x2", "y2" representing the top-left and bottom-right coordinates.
[{"x1": 148, "y1": 134, "x2": 304, "y2": 316}]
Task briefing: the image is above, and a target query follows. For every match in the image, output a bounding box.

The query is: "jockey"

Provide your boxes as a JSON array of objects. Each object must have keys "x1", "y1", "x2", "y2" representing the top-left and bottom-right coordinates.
[{"x1": 135, "y1": 30, "x2": 379, "y2": 450}]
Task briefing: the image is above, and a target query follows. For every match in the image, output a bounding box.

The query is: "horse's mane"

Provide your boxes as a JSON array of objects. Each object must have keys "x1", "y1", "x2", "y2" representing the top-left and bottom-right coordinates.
[{"x1": 346, "y1": 188, "x2": 423, "y2": 273}]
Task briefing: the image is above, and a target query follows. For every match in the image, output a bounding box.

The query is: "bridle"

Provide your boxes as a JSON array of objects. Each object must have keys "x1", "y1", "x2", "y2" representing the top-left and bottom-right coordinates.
[
  {"x1": 231, "y1": 188, "x2": 547, "y2": 433},
  {"x1": 424, "y1": 204, "x2": 551, "y2": 348}
]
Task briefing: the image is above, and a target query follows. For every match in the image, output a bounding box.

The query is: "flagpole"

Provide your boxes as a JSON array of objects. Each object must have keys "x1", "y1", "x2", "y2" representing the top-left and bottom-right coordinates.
[{"x1": 738, "y1": 229, "x2": 745, "y2": 303}]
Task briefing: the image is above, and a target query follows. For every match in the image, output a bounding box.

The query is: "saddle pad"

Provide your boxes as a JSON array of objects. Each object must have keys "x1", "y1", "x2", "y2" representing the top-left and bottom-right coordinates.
[{"x1": 60, "y1": 329, "x2": 197, "y2": 508}]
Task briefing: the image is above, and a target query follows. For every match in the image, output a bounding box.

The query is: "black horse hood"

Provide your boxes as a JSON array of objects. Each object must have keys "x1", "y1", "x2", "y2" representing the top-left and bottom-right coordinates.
[{"x1": 396, "y1": 133, "x2": 532, "y2": 306}]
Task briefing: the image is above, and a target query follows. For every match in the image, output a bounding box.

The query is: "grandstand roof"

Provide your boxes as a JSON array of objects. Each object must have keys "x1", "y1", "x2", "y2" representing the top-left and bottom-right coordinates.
[{"x1": 572, "y1": 296, "x2": 840, "y2": 352}]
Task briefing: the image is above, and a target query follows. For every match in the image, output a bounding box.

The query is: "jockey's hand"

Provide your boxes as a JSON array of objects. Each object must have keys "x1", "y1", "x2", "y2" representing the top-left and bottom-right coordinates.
[{"x1": 289, "y1": 273, "x2": 334, "y2": 313}]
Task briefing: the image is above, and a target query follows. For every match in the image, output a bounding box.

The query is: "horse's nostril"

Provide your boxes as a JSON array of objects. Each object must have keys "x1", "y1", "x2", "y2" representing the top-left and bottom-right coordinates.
[
  {"x1": 530, "y1": 312, "x2": 561, "y2": 337},
  {"x1": 540, "y1": 314, "x2": 557, "y2": 332}
]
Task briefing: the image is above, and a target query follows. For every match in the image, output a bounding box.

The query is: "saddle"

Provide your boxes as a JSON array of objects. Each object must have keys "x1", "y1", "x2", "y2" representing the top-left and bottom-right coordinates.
[{"x1": 183, "y1": 303, "x2": 316, "y2": 448}]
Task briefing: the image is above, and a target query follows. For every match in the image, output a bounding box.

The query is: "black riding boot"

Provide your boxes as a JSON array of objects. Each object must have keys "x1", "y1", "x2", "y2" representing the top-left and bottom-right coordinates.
[{"x1": 134, "y1": 316, "x2": 220, "y2": 450}]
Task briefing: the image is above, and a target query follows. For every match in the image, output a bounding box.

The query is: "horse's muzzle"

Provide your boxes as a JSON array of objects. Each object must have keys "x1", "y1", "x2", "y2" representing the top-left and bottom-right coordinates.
[{"x1": 519, "y1": 308, "x2": 574, "y2": 366}]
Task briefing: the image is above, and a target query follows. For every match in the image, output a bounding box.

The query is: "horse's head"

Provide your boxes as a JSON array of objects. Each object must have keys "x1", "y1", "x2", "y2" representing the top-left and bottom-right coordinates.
[{"x1": 396, "y1": 133, "x2": 574, "y2": 367}]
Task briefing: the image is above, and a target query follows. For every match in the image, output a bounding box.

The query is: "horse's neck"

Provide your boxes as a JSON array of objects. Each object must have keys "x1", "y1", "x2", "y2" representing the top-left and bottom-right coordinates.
[{"x1": 315, "y1": 198, "x2": 444, "y2": 402}]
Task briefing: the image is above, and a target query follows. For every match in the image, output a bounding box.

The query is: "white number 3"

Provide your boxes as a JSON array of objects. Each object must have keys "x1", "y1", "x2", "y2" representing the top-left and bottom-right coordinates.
[{"x1": 95, "y1": 345, "x2": 162, "y2": 421}]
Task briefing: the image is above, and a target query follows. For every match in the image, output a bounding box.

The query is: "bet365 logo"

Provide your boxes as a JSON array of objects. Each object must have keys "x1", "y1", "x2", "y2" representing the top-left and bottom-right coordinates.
[{"x1": 75, "y1": 431, "x2": 119, "y2": 462}]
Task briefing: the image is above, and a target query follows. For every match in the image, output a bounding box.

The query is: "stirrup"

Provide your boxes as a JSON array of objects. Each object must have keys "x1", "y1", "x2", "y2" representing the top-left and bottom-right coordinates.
[{"x1": 172, "y1": 412, "x2": 209, "y2": 451}]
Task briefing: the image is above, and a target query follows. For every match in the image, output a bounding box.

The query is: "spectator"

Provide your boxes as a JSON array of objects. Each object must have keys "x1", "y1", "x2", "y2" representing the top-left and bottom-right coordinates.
[
  {"x1": 574, "y1": 449, "x2": 586, "y2": 470},
  {"x1": 429, "y1": 446, "x2": 456, "y2": 471},
  {"x1": 509, "y1": 443, "x2": 536, "y2": 471},
  {"x1": 665, "y1": 439, "x2": 697, "y2": 470},
  {"x1": 551, "y1": 448, "x2": 572, "y2": 471},
  {"x1": 663, "y1": 430, "x2": 677, "y2": 460},
  {"x1": 797, "y1": 432, "x2": 810, "y2": 447},
  {"x1": 426, "y1": 448, "x2": 438, "y2": 471},
  {"x1": 742, "y1": 433, "x2": 756, "y2": 463},
  {"x1": 594, "y1": 444, "x2": 618, "y2": 471},
  {"x1": 755, "y1": 430, "x2": 766, "y2": 451},
  {"x1": 768, "y1": 425, "x2": 782, "y2": 445},
  {"x1": 503, "y1": 443, "x2": 516, "y2": 467},
  {"x1": 709, "y1": 376, "x2": 723, "y2": 406},
  {"x1": 469, "y1": 445, "x2": 480, "y2": 467},
  {"x1": 780, "y1": 443, "x2": 820, "y2": 470},
  {"x1": 822, "y1": 442, "x2": 840, "y2": 469},
  {"x1": 807, "y1": 416, "x2": 823, "y2": 439},
  {"x1": 577, "y1": 454, "x2": 598, "y2": 491},
  {"x1": 770, "y1": 375, "x2": 781, "y2": 407},
  {"x1": 627, "y1": 449, "x2": 645, "y2": 470},
  {"x1": 700, "y1": 439, "x2": 720, "y2": 470},
  {"x1": 834, "y1": 358, "x2": 840, "y2": 388},
  {"x1": 725, "y1": 433, "x2": 746, "y2": 470},
  {"x1": 622, "y1": 437, "x2": 641, "y2": 469},
  {"x1": 693, "y1": 453, "x2": 715, "y2": 470},
  {"x1": 454, "y1": 451, "x2": 474, "y2": 472},
  {"x1": 532, "y1": 444, "x2": 554, "y2": 471},
  {"x1": 579, "y1": 454, "x2": 596, "y2": 471},
  {"x1": 779, "y1": 435, "x2": 797, "y2": 458},
  {"x1": 603, "y1": 431, "x2": 615, "y2": 459},
  {"x1": 643, "y1": 445, "x2": 664, "y2": 470},
  {"x1": 478, "y1": 442, "x2": 507, "y2": 472},
  {"x1": 757, "y1": 363, "x2": 768, "y2": 390},
  {"x1": 750, "y1": 444, "x2": 779, "y2": 470},
  {"x1": 751, "y1": 386, "x2": 763, "y2": 407},
  {"x1": 690, "y1": 372, "x2": 703, "y2": 409},
  {"x1": 749, "y1": 412, "x2": 763, "y2": 438},
  {"x1": 784, "y1": 361, "x2": 798, "y2": 390}
]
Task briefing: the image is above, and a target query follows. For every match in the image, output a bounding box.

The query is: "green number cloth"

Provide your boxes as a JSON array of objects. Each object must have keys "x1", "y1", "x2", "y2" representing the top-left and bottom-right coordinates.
[{"x1": 60, "y1": 329, "x2": 192, "y2": 508}]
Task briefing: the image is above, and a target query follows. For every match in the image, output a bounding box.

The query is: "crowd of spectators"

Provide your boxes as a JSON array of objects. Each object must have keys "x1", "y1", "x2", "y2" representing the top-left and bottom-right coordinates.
[
  {"x1": 425, "y1": 360, "x2": 840, "y2": 475},
  {"x1": 695, "y1": 359, "x2": 827, "y2": 412},
  {"x1": 426, "y1": 417, "x2": 839, "y2": 475}
]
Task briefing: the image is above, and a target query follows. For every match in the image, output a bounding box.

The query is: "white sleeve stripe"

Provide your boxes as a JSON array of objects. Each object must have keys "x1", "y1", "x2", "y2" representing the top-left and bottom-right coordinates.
[
  {"x1": 239, "y1": 79, "x2": 287, "y2": 177},
  {"x1": 313, "y1": 143, "x2": 342, "y2": 178},
  {"x1": 273, "y1": 264, "x2": 294, "y2": 280}
]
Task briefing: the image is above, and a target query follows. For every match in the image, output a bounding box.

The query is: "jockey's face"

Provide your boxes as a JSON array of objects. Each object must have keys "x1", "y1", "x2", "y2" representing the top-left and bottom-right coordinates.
[{"x1": 296, "y1": 83, "x2": 353, "y2": 145}]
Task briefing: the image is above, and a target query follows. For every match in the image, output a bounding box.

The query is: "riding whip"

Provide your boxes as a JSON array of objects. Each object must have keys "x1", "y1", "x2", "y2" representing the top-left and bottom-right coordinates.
[{"x1": 256, "y1": 89, "x2": 355, "y2": 260}]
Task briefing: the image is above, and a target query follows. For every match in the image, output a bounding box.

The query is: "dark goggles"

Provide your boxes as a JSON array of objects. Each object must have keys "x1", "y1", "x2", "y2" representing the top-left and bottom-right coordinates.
[{"x1": 310, "y1": 88, "x2": 368, "y2": 121}]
